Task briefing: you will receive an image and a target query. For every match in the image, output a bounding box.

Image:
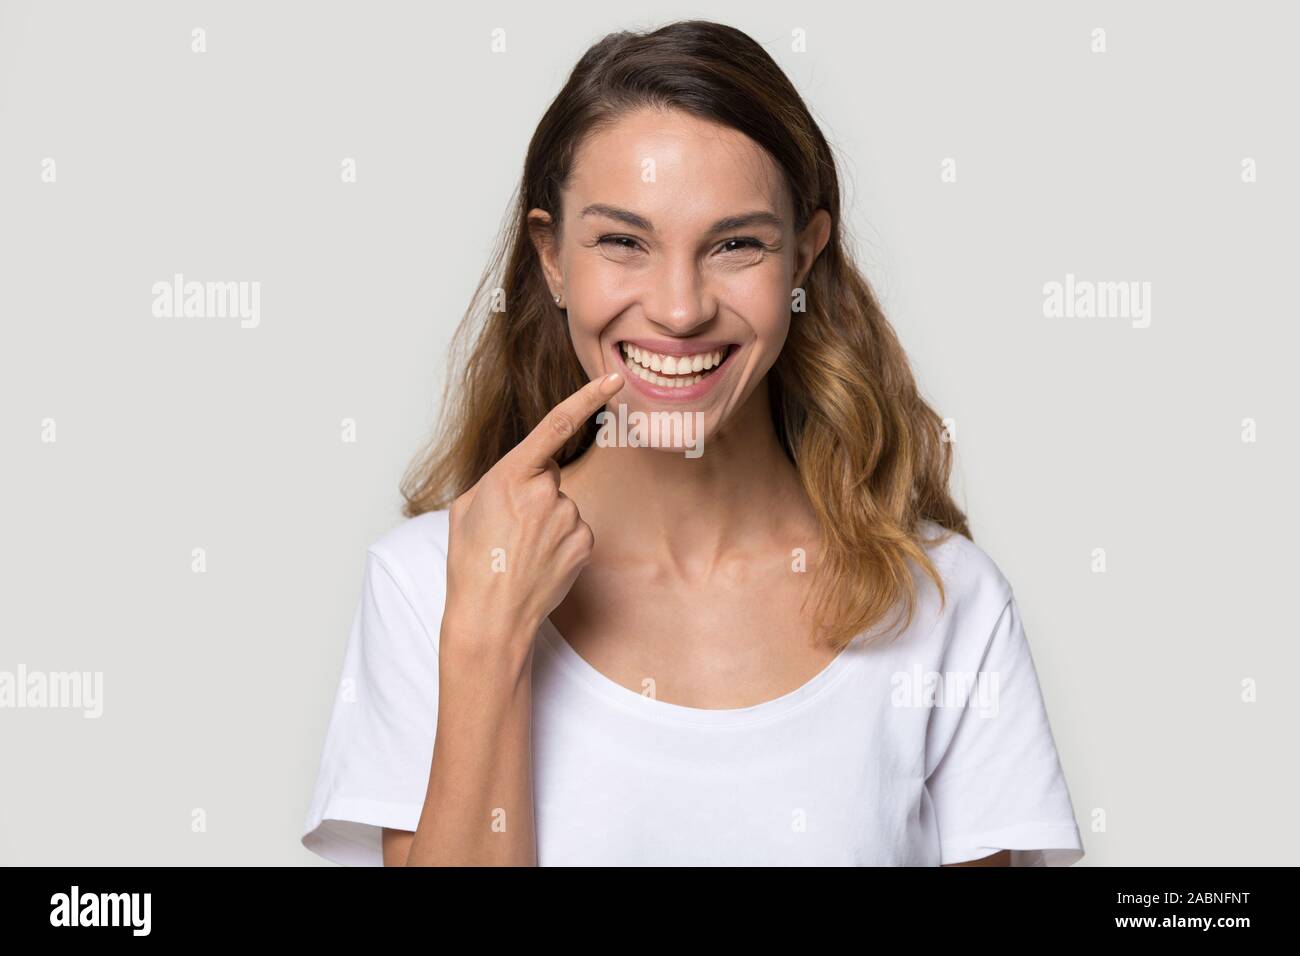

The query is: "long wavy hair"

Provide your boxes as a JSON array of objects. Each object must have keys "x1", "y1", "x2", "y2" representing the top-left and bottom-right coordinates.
[{"x1": 400, "y1": 19, "x2": 971, "y2": 651}]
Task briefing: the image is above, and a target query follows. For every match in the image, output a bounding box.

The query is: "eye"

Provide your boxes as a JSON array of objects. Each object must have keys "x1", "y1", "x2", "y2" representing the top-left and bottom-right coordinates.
[
  {"x1": 715, "y1": 237, "x2": 773, "y2": 264},
  {"x1": 718, "y1": 237, "x2": 766, "y2": 253},
  {"x1": 597, "y1": 235, "x2": 643, "y2": 252},
  {"x1": 594, "y1": 234, "x2": 772, "y2": 260}
]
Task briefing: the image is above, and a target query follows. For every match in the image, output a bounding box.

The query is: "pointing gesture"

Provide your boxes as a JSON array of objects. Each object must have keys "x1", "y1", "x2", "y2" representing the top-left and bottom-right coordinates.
[
  {"x1": 503, "y1": 372, "x2": 626, "y2": 476},
  {"x1": 441, "y1": 372, "x2": 624, "y2": 657}
]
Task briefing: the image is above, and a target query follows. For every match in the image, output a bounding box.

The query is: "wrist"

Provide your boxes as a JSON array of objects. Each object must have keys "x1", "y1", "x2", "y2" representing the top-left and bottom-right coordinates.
[{"x1": 438, "y1": 609, "x2": 538, "y2": 681}]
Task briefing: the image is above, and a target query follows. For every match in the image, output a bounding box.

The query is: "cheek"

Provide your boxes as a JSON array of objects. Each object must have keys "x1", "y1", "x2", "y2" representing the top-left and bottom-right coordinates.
[
  {"x1": 563, "y1": 246, "x2": 629, "y2": 301},
  {"x1": 578, "y1": 267, "x2": 640, "y2": 321},
  {"x1": 718, "y1": 269, "x2": 790, "y2": 358},
  {"x1": 563, "y1": 261, "x2": 635, "y2": 356},
  {"x1": 717, "y1": 256, "x2": 789, "y2": 311},
  {"x1": 567, "y1": 324, "x2": 608, "y2": 382},
  {"x1": 563, "y1": 310, "x2": 618, "y2": 384}
]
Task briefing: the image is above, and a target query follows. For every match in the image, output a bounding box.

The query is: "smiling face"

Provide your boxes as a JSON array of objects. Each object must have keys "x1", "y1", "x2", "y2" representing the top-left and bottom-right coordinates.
[{"x1": 529, "y1": 107, "x2": 829, "y2": 447}]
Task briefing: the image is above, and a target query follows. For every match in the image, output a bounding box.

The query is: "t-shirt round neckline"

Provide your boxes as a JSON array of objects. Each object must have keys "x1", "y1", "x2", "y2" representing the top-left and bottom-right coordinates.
[{"x1": 537, "y1": 616, "x2": 861, "y2": 728}]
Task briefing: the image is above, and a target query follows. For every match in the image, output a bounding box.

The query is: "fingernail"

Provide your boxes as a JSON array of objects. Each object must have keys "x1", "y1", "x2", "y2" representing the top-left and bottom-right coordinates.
[{"x1": 602, "y1": 372, "x2": 623, "y2": 390}]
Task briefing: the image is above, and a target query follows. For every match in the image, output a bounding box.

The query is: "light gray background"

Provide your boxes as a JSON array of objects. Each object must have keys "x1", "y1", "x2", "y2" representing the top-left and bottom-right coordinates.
[{"x1": 1, "y1": 0, "x2": 1295, "y2": 865}]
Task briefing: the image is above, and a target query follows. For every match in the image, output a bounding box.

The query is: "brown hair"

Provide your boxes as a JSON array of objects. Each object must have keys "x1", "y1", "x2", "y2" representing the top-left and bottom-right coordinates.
[{"x1": 400, "y1": 19, "x2": 971, "y2": 650}]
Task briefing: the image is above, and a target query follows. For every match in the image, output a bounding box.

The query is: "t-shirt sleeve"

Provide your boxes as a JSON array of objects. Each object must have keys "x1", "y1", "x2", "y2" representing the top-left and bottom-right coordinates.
[
  {"x1": 300, "y1": 548, "x2": 441, "y2": 866},
  {"x1": 924, "y1": 591, "x2": 1085, "y2": 866}
]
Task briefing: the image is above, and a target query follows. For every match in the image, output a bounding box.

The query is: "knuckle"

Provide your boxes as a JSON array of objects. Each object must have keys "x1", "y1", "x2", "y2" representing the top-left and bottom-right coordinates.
[
  {"x1": 523, "y1": 477, "x2": 553, "y2": 506},
  {"x1": 548, "y1": 411, "x2": 576, "y2": 441}
]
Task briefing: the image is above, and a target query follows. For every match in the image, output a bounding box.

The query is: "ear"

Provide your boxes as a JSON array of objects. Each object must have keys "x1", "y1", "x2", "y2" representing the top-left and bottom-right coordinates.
[
  {"x1": 527, "y1": 208, "x2": 564, "y2": 297},
  {"x1": 793, "y1": 209, "x2": 832, "y2": 289}
]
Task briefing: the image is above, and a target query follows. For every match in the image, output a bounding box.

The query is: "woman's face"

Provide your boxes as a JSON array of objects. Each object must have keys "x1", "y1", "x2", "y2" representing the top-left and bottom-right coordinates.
[{"x1": 530, "y1": 107, "x2": 829, "y2": 448}]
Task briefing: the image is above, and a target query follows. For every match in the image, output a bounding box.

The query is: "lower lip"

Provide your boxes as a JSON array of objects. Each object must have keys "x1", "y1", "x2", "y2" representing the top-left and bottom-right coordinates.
[{"x1": 613, "y1": 343, "x2": 738, "y2": 402}]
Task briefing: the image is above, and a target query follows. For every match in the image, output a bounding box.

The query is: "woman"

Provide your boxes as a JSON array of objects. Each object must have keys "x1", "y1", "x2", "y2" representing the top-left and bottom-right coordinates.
[{"x1": 301, "y1": 19, "x2": 1085, "y2": 867}]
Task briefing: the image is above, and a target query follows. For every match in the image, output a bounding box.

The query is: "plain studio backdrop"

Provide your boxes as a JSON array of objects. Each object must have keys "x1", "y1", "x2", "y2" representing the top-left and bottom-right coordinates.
[{"x1": 1, "y1": 0, "x2": 1295, "y2": 865}]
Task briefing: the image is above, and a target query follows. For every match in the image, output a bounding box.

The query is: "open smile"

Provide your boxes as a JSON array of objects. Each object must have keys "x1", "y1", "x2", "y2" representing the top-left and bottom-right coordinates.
[{"x1": 613, "y1": 339, "x2": 739, "y2": 401}]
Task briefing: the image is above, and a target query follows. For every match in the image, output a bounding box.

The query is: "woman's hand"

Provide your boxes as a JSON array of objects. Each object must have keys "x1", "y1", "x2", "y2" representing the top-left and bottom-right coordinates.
[{"x1": 440, "y1": 371, "x2": 624, "y2": 664}]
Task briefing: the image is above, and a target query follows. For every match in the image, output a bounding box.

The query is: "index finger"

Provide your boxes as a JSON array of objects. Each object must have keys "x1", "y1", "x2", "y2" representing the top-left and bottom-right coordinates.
[{"x1": 506, "y1": 371, "x2": 624, "y2": 473}]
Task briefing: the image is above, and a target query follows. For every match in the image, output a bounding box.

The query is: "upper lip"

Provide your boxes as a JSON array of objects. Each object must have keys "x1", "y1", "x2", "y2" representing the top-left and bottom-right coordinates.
[{"x1": 617, "y1": 338, "x2": 736, "y2": 356}]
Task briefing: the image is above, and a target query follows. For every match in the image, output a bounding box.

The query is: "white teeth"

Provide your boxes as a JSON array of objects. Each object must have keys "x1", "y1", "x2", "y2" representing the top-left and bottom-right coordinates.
[
  {"x1": 628, "y1": 363, "x2": 703, "y2": 387},
  {"x1": 620, "y1": 343, "x2": 729, "y2": 382},
  {"x1": 618, "y1": 340, "x2": 722, "y2": 385}
]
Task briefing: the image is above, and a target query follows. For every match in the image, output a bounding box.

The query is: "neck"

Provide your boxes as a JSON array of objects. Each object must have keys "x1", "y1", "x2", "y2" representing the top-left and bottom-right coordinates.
[{"x1": 561, "y1": 381, "x2": 817, "y2": 575}]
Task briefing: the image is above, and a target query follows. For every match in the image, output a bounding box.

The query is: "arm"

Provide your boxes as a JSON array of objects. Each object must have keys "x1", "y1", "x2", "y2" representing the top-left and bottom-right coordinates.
[
  {"x1": 386, "y1": 621, "x2": 537, "y2": 866},
  {"x1": 380, "y1": 372, "x2": 625, "y2": 867}
]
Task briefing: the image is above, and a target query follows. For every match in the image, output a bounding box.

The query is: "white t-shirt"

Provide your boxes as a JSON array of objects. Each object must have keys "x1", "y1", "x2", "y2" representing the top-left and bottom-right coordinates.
[{"x1": 301, "y1": 509, "x2": 1085, "y2": 866}]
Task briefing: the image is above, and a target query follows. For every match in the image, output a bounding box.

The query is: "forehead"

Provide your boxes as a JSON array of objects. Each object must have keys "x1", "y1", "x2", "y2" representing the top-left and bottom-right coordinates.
[{"x1": 564, "y1": 107, "x2": 789, "y2": 230}]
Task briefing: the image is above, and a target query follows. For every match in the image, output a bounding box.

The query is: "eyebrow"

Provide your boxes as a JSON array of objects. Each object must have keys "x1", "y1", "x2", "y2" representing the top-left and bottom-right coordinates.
[{"x1": 579, "y1": 203, "x2": 784, "y2": 234}]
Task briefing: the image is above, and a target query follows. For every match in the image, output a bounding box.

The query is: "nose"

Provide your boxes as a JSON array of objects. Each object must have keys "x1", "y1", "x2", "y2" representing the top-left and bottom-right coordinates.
[{"x1": 641, "y1": 254, "x2": 717, "y2": 336}]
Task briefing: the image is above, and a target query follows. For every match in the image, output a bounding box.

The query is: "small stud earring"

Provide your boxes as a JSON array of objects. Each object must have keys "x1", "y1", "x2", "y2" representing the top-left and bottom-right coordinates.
[{"x1": 554, "y1": 294, "x2": 563, "y2": 306}]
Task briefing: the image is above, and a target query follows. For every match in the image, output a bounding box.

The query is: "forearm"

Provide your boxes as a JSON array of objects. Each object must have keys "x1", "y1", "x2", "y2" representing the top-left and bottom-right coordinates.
[{"x1": 405, "y1": 627, "x2": 537, "y2": 866}]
